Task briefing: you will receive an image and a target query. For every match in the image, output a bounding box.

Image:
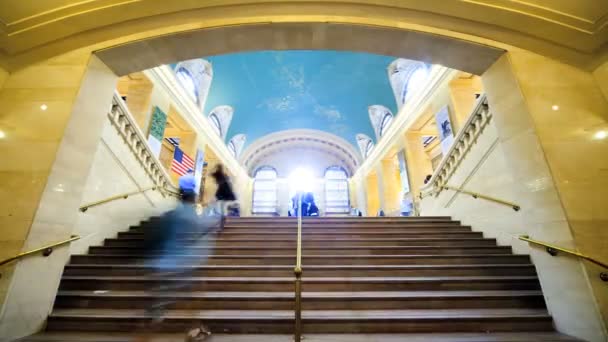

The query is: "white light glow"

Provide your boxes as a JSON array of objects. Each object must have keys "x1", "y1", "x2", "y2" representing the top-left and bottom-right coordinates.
[
  {"x1": 289, "y1": 167, "x2": 314, "y2": 193},
  {"x1": 40, "y1": 104, "x2": 48, "y2": 111},
  {"x1": 594, "y1": 130, "x2": 607, "y2": 140},
  {"x1": 0, "y1": 130, "x2": 5, "y2": 139},
  {"x1": 551, "y1": 105, "x2": 559, "y2": 111}
]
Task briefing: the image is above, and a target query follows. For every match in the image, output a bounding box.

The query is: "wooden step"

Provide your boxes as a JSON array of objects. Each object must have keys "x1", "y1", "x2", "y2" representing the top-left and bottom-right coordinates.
[
  {"x1": 58, "y1": 276, "x2": 541, "y2": 292},
  {"x1": 18, "y1": 332, "x2": 584, "y2": 342},
  {"x1": 46, "y1": 308, "x2": 554, "y2": 333},
  {"x1": 87, "y1": 245, "x2": 513, "y2": 256},
  {"x1": 118, "y1": 231, "x2": 483, "y2": 239},
  {"x1": 104, "y1": 237, "x2": 499, "y2": 247},
  {"x1": 131, "y1": 225, "x2": 470, "y2": 233},
  {"x1": 54, "y1": 290, "x2": 546, "y2": 310},
  {"x1": 69, "y1": 254, "x2": 532, "y2": 265},
  {"x1": 62, "y1": 264, "x2": 537, "y2": 277}
]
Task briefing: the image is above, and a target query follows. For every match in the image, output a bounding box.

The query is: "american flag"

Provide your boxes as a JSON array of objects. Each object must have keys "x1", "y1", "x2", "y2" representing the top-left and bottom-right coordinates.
[{"x1": 171, "y1": 146, "x2": 195, "y2": 176}]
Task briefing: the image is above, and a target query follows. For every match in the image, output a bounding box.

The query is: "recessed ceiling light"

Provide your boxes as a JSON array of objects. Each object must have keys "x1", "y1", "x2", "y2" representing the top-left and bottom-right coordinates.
[
  {"x1": 40, "y1": 104, "x2": 48, "y2": 111},
  {"x1": 551, "y1": 105, "x2": 559, "y2": 111},
  {"x1": 594, "y1": 130, "x2": 607, "y2": 140},
  {"x1": 0, "y1": 130, "x2": 5, "y2": 139}
]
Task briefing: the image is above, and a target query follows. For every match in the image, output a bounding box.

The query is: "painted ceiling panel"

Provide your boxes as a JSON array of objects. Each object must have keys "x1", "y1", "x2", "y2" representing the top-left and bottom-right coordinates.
[{"x1": 201, "y1": 50, "x2": 397, "y2": 148}]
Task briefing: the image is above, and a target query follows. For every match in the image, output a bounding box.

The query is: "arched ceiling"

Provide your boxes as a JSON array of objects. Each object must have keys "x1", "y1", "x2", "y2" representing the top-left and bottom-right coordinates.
[
  {"x1": 0, "y1": 1, "x2": 607, "y2": 71},
  {"x1": 200, "y1": 50, "x2": 397, "y2": 148}
]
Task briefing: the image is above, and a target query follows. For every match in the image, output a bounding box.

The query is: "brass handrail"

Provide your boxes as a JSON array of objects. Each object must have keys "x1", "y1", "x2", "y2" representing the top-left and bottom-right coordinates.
[
  {"x1": 442, "y1": 185, "x2": 520, "y2": 211},
  {"x1": 0, "y1": 235, "x2": 80, "y2": 267},
  {"x1": 519, "y1": 235, "x2": 608, "y2": 275},
  {"x1": 294, "y1": 194, "x2": 303, "y2": 342},
  {"x1": 79, "y1": 186, "x2": 161, "y2": 212}
]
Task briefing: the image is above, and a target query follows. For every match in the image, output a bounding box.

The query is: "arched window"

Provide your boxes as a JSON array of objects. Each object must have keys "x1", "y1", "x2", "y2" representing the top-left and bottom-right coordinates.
[
  {"x1": 324, "y1": 166, "x2": 349, "y2": 213},
  {"x1": 227, "y1": 141, "x2": 237, "y2": 157},
  {"x1": 227, "y1": 134, "x2": 247, "y2": 159},
  {"x1": 207, "y1": 105, "x2": 234, "y2": 141},
  {"x1": 379, "y1": 113, "x2": 393, "y2": 137},
  {"x1": 356, "y1": 134, "x2": 375, "y2": 159},
  {"x1": 252, "y1": 166, "x2": 278, "y2": 214},
  {"x1": 209, "y1": 113, "x2": 222, "y2": 137},
  {"x1": 403, "y1": 66, "x2": 429, "y2": 103},
  {"x1": 368, "y1": 105, "x2": 393, "y2": 139},
  {"x1": 365, "y1": 140, "x2": 374, "y2": 157},
  {"x1": 175, "y1": 67, "x2": 198, "y2": 102},
  {"x1": 388, "y1": 59, "x2": 430, "y2": 109}
]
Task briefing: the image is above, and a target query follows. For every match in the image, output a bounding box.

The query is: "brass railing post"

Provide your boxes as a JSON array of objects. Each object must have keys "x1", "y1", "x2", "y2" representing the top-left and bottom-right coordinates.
[{"x1": 294, "y1": 192, "x2": 303, "y2": 341}]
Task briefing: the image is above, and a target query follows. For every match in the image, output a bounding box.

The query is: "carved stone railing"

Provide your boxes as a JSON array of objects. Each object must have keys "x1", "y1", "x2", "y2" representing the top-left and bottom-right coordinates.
[
  {"x1": 420, "y1": 94, "x2": 491, "y2": 197},
  {"x1": 108, "y1": 92, "x2": 178, "y2": 194}
]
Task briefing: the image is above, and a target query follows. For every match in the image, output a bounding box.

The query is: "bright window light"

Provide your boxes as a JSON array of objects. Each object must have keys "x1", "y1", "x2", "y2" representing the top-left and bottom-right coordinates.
[
  {"x1": 594, "y1": 130, "x2": 607, "y2": 140},
  {"x1": 289, "y1": 167, "x2": 314, "y2": 193}
]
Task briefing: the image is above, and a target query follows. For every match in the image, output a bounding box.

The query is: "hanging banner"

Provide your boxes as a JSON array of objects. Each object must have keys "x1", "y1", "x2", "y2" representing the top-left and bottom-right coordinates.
[
  {"x1": 435, "y1": 106, "x2": 454, "y2": 155},
  {"x1": 147, "y1": 136, "x2": 162, "y2": 157},
  {"x1": 148, "y1": 106, "x2": 167, "y2": 158},
  {"x1": 194, "y1": 149, "x2": 205, "y2": 194},
  {"x1": 397, "y1": 150, "x2": 413, "y2": 216}
]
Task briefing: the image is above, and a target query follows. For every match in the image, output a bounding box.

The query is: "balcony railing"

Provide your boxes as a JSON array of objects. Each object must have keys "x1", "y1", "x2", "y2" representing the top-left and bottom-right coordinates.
[
  {"x1": 420, "y1": 94, "x2": 491, "y2": 197},
  {"x1": 108, "y1": 92, "x2": 178, "y2": 194}
]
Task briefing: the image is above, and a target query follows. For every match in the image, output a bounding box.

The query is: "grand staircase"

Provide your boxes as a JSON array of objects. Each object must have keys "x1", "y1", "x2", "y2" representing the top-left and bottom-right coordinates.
[{"x1": 23, "y1": 216, "x2": 580, "y2": 341}]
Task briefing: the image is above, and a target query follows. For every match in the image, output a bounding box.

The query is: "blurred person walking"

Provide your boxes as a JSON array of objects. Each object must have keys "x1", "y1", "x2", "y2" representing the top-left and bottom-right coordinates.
[{"x1": 210, "y1": 165, "x2": 236, "y2": 217}]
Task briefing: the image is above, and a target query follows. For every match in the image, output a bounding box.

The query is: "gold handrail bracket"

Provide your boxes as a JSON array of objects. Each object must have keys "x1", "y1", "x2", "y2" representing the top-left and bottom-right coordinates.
[
  {"x1": 0, "y1": 235, "x2": 80, "y2": 268},
  {"x1": 519, "y1": 235, "x2": 608, "y2": 281}
]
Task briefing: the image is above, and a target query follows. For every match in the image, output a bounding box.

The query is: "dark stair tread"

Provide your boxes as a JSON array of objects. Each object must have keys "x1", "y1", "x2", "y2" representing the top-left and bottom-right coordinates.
[
  {"x1": 57, "y1": 290, "x2": 544, "y2": 299},
  {"x1": 50, "y1": 308, "x2": 551, "y2": 319},
  {"x1": 72, "y1": 253, "x2": 525, "y2": 258},
  {"x1": 18, "y1": 332, "x2": 584, "y2": 342},
  {"x1": 64, "y1": 263, "x2": 535, "y2": 269},
  {"x1": 108, "y1": 237, "x2": 493, "y2": 242},
  {"x1": 60, "y1": 275, "x2": 539, "y2": 282}
]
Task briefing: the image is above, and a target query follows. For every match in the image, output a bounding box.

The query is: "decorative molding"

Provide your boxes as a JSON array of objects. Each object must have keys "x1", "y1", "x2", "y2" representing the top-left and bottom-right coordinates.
[
  {"x1": 419, "y1": 94, "x2": 492, "y2": 197},
  {"x1": 241, "y1": 129, "x2": 361, "y2": 177},
  {"x1": 108, "y1": 92, "x2": 178, "y2": 193}
]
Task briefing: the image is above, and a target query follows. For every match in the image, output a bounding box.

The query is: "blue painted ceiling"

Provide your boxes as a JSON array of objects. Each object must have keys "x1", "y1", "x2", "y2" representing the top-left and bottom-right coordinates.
[{"x1": 200, "y1": 50, "x2": 398, "y2": 148}]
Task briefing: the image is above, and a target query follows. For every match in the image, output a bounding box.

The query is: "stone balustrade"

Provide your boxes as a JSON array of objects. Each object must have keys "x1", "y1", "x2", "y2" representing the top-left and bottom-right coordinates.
[
  {"x1": 108, "y1": 92, "x2": 178, "y2": 194},
  {"x1": 419, "y1": 94, "x2": 491, "y2": 198}
]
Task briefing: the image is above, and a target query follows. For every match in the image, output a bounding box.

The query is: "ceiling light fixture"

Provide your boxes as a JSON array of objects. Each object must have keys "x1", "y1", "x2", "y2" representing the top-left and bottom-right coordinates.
[
  {"x1": 40, "y1": 104, "x2": 48, "y2": 111},
  {"x1": 594, "y1": 130, "x2": 607, "y2": 140},
  {"x1": 0, "y1": 130, "x2": 5, "y2": 139},
  {"x1": 551, "y1": 105, "x2": 559, "y2": 111}
]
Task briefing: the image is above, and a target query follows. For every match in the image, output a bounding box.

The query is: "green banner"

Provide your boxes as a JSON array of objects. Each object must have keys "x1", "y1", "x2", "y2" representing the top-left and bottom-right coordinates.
[{"x1": 149, "y1": 106, "x2": 167, "y2": 140}]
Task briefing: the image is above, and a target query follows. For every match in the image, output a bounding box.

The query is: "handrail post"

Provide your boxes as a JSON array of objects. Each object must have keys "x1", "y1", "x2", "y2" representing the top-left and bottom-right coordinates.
[{"x1": 294, "y1": 192, "x2": 303, "y2": 341}]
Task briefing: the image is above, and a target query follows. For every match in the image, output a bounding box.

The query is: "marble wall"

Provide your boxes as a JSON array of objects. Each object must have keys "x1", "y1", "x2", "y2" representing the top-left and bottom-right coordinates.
[
  {"x1": 71, "y1": 117, "x2": 178, "y2": 255},
  {"x1": 0, "y1": 49, "x2": 93, "y2": 316},
  {"x1": 420, "y1": 51, "x2": 607, "y2": 342},
  {"x1": 0, "y1": 53, "x2": 119, "y2": 340},
  {"x1": 505, "y1": 50, "x2": 608, "y2": 334}
]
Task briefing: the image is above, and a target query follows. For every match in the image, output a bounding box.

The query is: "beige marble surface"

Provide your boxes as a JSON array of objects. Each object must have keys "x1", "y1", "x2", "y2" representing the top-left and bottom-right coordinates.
[
  {"x1": 0, "y1": 54, "x2": 118, "y2": 341},
  {"x1": 421, "y1": 51, "x2": 606, "y2": 342},
  {"x1": 507, "y1": 50, "x2": 608, "y2": 335},
  {"x1": 0, "y1": 50, "x2": 91, "y2": 315}
]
